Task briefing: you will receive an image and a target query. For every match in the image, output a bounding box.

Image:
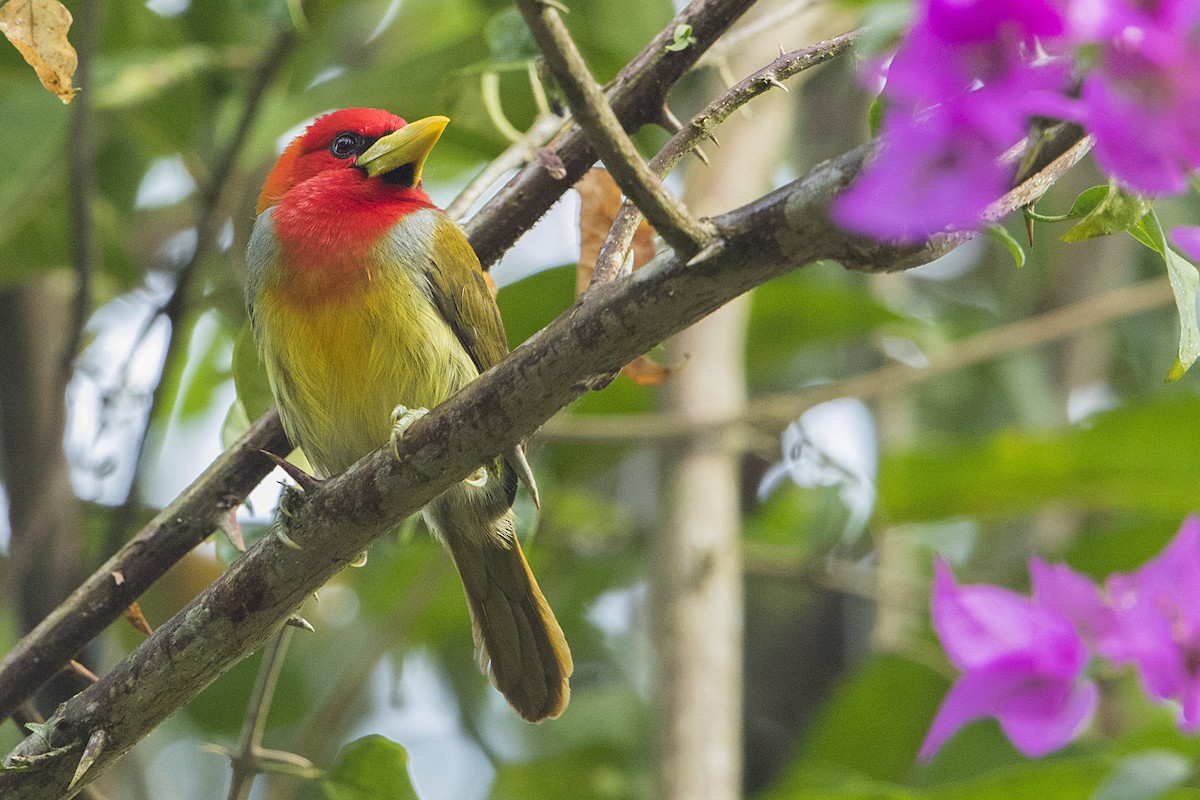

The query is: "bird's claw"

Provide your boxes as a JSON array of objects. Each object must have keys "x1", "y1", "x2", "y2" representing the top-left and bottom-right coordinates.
[
  {"x1": 464, "y1": 466, "x2": 488, "y2": 488},
  {"x1": 389, "y1": 405, "x2": 429, "y2": 460},
  {"x1": 272, "y1": 485, "x2": 304, "y2": 550}
]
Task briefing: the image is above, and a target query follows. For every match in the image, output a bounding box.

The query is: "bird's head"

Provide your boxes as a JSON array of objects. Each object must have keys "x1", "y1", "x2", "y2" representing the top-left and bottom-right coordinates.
[{"x1": 257, "y1": 107, "x2": 449, "y2": 214}]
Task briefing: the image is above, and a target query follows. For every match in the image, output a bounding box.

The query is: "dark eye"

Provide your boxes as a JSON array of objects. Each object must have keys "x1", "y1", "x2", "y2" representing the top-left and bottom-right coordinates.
[{"x1": 330, "y1": 132, "x2": 361, "y2": 159}]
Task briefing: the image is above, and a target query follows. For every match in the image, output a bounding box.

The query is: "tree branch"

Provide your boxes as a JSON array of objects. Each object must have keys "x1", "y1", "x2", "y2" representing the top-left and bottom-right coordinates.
[
  {"x1": 515, "y1": 0, "x2": 714, "y2": 254},
  {"x1": 465, "y1": 0, "x2": 759, "y2": 266},
  {"x1": 0, "y1": 410, "x2": 289, "y2": 725},
  {"x1": 593, "y1": 29, "x2": 861, "y2": 284},
  {"x1": 444, "y1": 113, "x2": 565, "y2": 222},
  {"x1": 0, "y1": 120, "x2": 1089, "y2": 798}
]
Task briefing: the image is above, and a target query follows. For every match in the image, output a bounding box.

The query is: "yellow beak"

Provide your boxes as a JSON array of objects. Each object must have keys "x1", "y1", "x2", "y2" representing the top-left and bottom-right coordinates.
[{"x1": 356, "y1": 115, "x2": 450, "y2": 185}]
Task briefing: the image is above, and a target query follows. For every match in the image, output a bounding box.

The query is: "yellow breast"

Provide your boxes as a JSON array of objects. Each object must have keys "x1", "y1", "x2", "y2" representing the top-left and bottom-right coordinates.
[{"x1": 250, "y1": 210, "x2": 478, "y2": 476}]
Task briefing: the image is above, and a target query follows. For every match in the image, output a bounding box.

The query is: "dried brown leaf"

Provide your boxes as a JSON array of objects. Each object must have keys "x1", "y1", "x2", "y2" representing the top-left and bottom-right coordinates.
[
  {"x1": 620, "y1": 354, "x2": 673, "y2": 386},
  {"x1": 125, "y1": 601, "x2": 154, "y2": 637},
  {"x1": 575, "y1": 169, "x2": 668, "y2": 384},
  {"x1": 574, "y1": 168, "x2": 657, "y2": 295},
  {"x1": 0, "y1": 0, "x2": 79, "y2": 104}
]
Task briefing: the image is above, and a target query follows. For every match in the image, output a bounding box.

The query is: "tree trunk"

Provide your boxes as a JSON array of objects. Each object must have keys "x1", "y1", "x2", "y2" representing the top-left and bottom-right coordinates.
[{"x1": 0, "y1": 278, "x2": 84, "y2": 710}]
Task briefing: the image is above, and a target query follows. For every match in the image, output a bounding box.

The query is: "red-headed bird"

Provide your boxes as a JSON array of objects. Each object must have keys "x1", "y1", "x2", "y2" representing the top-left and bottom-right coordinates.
[{"x1": 246, "y1": 108, "x2": 571, "y2": 721}]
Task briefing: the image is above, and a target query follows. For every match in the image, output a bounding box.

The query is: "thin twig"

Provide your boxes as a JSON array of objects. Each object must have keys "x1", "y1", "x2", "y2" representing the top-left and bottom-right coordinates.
[
  {"x1": 592, "y1": 30, "x2": 861, "y2": 285},
  {"x1": 514, "y1": 0, "x2": 715, "y2": 255},
  {"x1": 63, "y1": 0, "x2": 100, "y2": 381},
  {"x1": 105, "y1": 27, "x2": 299, "y2": 553},
  {"x1": 545, "y1": 274, "x2": 1171, "y2": 441},
  {"x1": 222, "y1": 628, "x2": 300, "y2": 800},
  {"x1": 291, "y1": 555, "x2": 448, "y2": 764},
  {"x1": 444, "y1": 113, "x2": 565, "y2": 221},
  {"x1": 465, "y1": 0, "x2": 759, "y2": 267}
]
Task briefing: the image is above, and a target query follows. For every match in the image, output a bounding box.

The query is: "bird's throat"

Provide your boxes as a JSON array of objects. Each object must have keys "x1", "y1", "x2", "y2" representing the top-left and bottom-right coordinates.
[{"x1": 269, "y1": 176, "x2": 434, "y2": 307}]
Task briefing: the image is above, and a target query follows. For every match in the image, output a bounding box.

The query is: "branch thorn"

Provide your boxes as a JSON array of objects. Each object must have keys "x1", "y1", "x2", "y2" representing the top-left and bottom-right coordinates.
[
  {"x1": 285, "y1": 615, "x2": 315, "y2": 633},
  {"x1": 259, "y1": 450, "x2": 322, "y2": 494},
  {"x1": 68, "y1": 729, "x2": 106, "y2": 791}
]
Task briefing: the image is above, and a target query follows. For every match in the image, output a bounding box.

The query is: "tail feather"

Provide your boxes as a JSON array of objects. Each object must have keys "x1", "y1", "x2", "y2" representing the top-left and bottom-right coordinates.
[{"x1": 444, "y1": 519, "x2": 572, "y2": 721}]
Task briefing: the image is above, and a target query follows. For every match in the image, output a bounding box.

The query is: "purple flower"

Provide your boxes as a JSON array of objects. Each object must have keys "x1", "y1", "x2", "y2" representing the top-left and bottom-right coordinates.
[
  {"x1": 1030, "y1": 558, "x2": 1121, "y2": 657},
  {"x1": 838, "y1": 3, "x2": 1070, "y2": 243},
  {"x1": 1067, "y1": 0, "x2": 1200, "y2": 49},
  {"x1": 1103, "y1": 517, "x2": 1200, "y2": 729},
  {"x1": 834, "y1": 101, "x2": 1011, "y2": 243},
  {"x1": 926, "y1": 0, "x2": 1065, "y2": 44},
  {"x1": 920, "y1": 559, "x2": 1098, "y2": 760},
  {"x1": 1079, "y1": 46, "x2": 1200, "y2": 194},
  {"x1": 1171, "y1": 226, "x2": 1200, "y2": 262}
]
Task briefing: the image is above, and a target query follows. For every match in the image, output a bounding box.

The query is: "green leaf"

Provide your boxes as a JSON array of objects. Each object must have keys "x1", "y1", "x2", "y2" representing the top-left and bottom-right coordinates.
[
  {"x1": 1129, "y1": 211, "x2": 1200, "y2": 379},
  {"x1": 322, "y1": 736, "x2": 418, "y2": 800},
  {"x1": 485, "y1": 7, "x2": 539, "y2": 62},
  {"x1": 985, "y1": 224, "x2": 1026, "y2": 268},
  {"x1": 664, "y1": 23, "x2": 695, "y2": 52},
  {"x1": 867, "y1": 94, "x2": 886, "y2": 138},
  {"x1": 1063, "y1": 185, "x2": 1112, "y2": 220},
  {"x1": 1061, "y1": 183, "x2": 1153, "y2": 242},
  {"x1": 1091, "y1": 751, "x2": 1191, "y2": 800},
  {"x1": 880, "y1": 394, "x2": 1200, "y2": 522},
  {"x1": 232, "y1": 323, "x2": 273, "y2": 421}
]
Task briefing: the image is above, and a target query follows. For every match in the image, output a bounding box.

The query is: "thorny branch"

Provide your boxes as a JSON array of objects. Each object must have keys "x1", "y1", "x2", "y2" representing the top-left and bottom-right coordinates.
[
  {"x1": 593, "y1": 29, "x2": 862, "y2": 285},
  {"x1": 465, "y1": 0, "x2": 760, "y2": 267},
  {"x1": 515, "y1": 0, "x2": 715, "y2": 255}
]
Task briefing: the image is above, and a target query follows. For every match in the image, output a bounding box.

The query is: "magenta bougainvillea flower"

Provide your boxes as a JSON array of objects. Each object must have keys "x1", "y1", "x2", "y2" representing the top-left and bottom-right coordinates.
[
  {"x1": 1103, "y1": 518, "x2": 1200, "y2": 729},
  {"x1": 837, "y1": 0, "x2": 1200, "y2": 240},
  {"x1": 922, "y1": 518, "x2": 1200, "y2": 762},
  {"x1": 920, "y1": 559, "x2": 1098, "y2": 760},
  {"x1": 1171, "y1": 227, "x2": 1200, "y2": 262},
  {"x1": 835, "y1": 0, "x2": 1070, "y2": 241}
]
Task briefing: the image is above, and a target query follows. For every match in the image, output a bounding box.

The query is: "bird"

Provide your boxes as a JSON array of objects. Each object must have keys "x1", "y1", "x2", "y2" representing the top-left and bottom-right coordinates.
[{"x1": 245, "y1": 107, "x2": 572, "y2": 722}]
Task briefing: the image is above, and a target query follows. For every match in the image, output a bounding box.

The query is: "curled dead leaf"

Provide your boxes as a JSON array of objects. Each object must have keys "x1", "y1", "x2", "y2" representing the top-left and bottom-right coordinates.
[
  {"x1": 620, "y1": 354, "x2": 673, "y2": 386},
  {"x1": 576, "y1": 169, "x2": 669, "y2": 384},
  {"x1": 575, "y1": 168, "x2": 657, "y2": 295},
  {"x1": 124, "y1": 601, "x2": 154, "y2": 637},
  {"x1": 0, "y1": 0, "x2": 79, "y2": 104}
]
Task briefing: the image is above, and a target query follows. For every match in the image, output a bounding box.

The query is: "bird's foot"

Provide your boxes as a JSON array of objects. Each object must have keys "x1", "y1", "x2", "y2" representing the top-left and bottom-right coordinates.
[
  {"x1": 464, "y1": 465, "x2": 489, "y2": 488},
  {"x1": 272, "y1": 484, "x2": 305, "y2": 551},
  {"x1": 389, "y1": 405, "x2": 430, "y2": 460}
]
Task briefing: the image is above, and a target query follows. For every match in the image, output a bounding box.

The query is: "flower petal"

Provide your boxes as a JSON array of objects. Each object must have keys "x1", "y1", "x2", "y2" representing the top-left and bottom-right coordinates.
[
  {"x1": 1030, "y1": 558, "x2": 1118, "y2": 652},
  {"x1": 919, "y1": 666, "x2": 1021, "y2": 761},
  {"x1": 931, "y1": 559, "x2": 1082, "y2": 671},
  {"x1": 998, "y1": 678, "x2": 1098, "y2": 757}
]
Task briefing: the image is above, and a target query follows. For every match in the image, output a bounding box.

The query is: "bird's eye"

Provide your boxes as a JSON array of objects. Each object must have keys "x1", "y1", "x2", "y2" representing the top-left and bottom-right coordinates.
[{"x1": 330, "y1": 132, "x2": 361, "y2": 159}]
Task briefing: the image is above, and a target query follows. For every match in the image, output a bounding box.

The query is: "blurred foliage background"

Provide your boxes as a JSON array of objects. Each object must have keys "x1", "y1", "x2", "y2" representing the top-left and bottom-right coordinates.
[{"x1": 3, "y1": 0, "x2": 1200, "y2": 798}]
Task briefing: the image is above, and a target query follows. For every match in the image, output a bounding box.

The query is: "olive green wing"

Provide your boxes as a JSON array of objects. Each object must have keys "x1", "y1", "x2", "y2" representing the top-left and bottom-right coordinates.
[
  {"x1": 427, "y1": 215, "x2": 540, "y2": 508},
  {"x1": 426, "y1": 215, "x2": 510, "y2": 373}
]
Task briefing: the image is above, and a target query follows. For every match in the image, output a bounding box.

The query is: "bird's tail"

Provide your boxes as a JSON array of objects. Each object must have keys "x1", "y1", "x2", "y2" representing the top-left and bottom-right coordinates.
[{"x1": 441, "y1": 509, "x2": 572, "y2": 722}]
